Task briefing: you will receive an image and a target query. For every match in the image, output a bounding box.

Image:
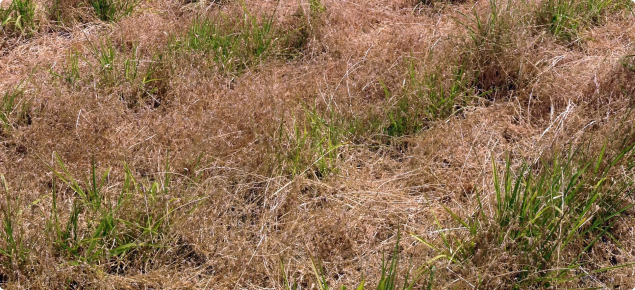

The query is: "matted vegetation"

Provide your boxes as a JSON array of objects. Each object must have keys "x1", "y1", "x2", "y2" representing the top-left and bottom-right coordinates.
[{"x1": 0, "y1": 0, "x2": 634, "y2": 288}]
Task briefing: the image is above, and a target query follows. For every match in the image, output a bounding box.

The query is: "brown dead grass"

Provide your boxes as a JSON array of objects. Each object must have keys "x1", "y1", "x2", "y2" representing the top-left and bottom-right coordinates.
[{"x1": 0, "y1": 0, "x2": 634, "y2": 288}]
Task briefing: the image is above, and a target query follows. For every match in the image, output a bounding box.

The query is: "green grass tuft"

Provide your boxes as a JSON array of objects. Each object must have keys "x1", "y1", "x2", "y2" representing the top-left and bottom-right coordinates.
[
  {"x1": 182, "y1": 8, "x2": 277, "y2": 74},
  {"x1": 274, "y1": 104, "x2": 350, "y2": 178},
  {"x1": 0, "y1": 176, "x2": 29, "y2": 274},
  {"x1": 0, "y1": 86, "x2": 32, "y2": 135},
  {"x1": 185, "y1": 16, "x2": 242, "y2": 71},
  {"x1": 380, "y1": 60, "x2": 472, "y2": 138},
  {"x1": 90, "y1": 0, "x2": 139, "y2": 22},
  {"x1": 0, "y1": 0, "x2": 37, "y2": 35},
  {"x1": 82, "y1": 38, "x2": 169, "y2": 108},
  {"x1": 415, "y1": 137, "x2": 635, "y2": 287},
  {"x1": 44, "y1": 154, "x2": 202, "y2": 268},
  {"x1": 536, "y1": 0, "x2": 633, "y2": 42}
]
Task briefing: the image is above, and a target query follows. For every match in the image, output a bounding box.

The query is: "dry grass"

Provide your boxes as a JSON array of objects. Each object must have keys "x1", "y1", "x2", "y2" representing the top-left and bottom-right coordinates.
[{"x1": 0, "y1": 0, "x2": 634, "y2": 288}]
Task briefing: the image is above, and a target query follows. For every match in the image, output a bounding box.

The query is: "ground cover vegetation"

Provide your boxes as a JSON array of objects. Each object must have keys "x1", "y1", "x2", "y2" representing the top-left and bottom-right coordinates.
[{"x1": 0, "y1": 0, "x2": 634, "y2": 288}]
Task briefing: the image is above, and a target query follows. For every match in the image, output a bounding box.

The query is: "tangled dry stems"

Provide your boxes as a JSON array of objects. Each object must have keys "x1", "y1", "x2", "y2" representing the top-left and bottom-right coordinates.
[{"x1": 0, "y1": 0, "x2": 634, "y2": 288}]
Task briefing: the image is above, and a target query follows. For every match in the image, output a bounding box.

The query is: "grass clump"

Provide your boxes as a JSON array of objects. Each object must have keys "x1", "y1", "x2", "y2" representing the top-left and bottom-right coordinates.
[
  {"x1": 185, "y1": 17, "x2": 243, "y2": 72},
  {"x1": 48, "y1": 156, "x2": 123, "y2": 262},
  {"x1": 380, "y1": 60, "x2": 472, "y2": 138},
  {"x1": 0, "y1": 86, "x2": 32, "y2": 135},
  {"x1": 50, "y1": 50, "x2": 82, "y2": 87},
  {"x1": 83, "y1": 39, "x2": 169, "y2": 108},
  {"x1": 283, "y1": 0, "x2": 326, "y2": 59},
  {"x1": 182, "y1": 8, "x2": 277, "y2": 74},
  {"x1": 0, "y1": 176, "x2": 30, "y2": 276},
  {"x1": 90, "y1": 0, "x2": 139, "y2": 22},
  {"x1": 45, "y1": 154, "x2": 201, "y2": 272},
  {"x1": 0, "y1": 0, "x2": 37, "y2": 35},
  {"x1": 415, "y1": 138, "x2": 635, "y2": 288},
  {"x1": 47, "y1": 0, "x2": 136, "y2": 25},
  {"x1": 382, "y1": 92, "x2": 426, "y2": 138},
  {"x1": 420, "y1": 65, "x2": 470, "y2": 120},
  {"x1": 274, "y1": 105, "x2": 350, "y2": 178},
  {"x1": 536, "y1": 0, "x2": 632, "y2": 42},
  {"x1": 455, "y1": 0, "x2": 537, "y2": 100},
  {"x1": 309, "y1": 0, "x2": 325, "y2": 13},
  {"x1": 269, "y1": 61, "x2": 471, "y2": 178},
  {"x1": 47, "y1": 158, "x2": 127, "y2": 263}
]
